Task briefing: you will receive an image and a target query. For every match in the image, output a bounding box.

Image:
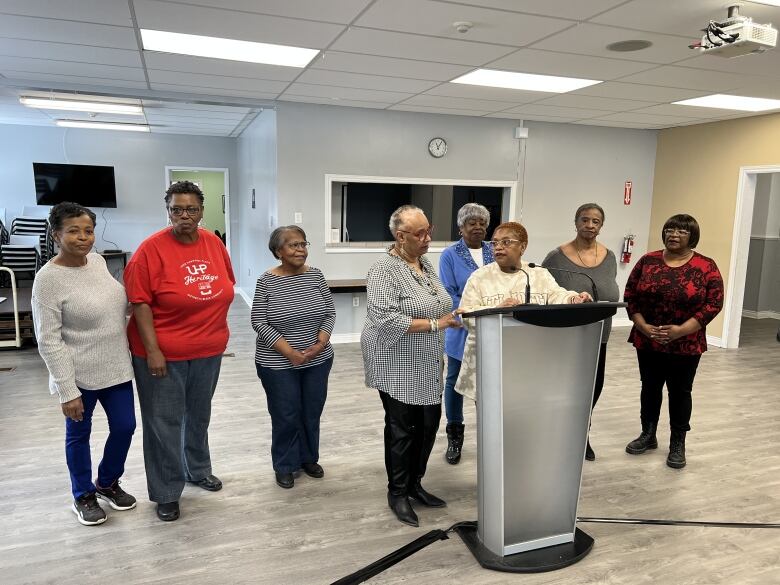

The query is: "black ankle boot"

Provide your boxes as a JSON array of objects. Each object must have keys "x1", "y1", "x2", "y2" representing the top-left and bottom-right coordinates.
[
  {"x1": 445, "y1": 423, "x2": 465, "y2": 465},
  {"x1": 585, "y1": 440, "x2": 595, "y2": 461},
  {"x1": 387, "y1": 493, "x2": 419, "y2": 527},
  {"x1": 666, "y1": 430, "x2": 687, "y2": 469},
  {"x1": 408, "y1": 481, "x2": 446, "y2": 508},
  {"x1": 626, "y1": 421, "x2": 658, "y2": 455}
]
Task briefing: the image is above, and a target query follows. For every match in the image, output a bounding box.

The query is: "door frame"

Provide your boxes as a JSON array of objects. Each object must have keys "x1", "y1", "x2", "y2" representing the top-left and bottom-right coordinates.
[
  {"x1": 165, "y1": 166, "x2": 231, "y2": 256},
  {"x1": 722, "y1": 164, "x2": 780, "y2": 348}
]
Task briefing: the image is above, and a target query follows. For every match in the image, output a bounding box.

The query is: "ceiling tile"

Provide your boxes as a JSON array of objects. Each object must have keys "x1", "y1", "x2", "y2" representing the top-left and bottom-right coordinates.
[
  {"x1": 731, "y1": 77, "x2": 780, "y2": 100},
  {"x1": 145, "y1": 109, "x2": 249, "y2": 122},
  {"x1": 144, "y1": 53, "x2": 300, "y2": 81},
  {"x1": 400, "y1": 94, "x2": 518, "y2": 111},
  {"x1": 0, "y1": 57, "x2": 146, "y2": 81},
  {"x1": 424, "y1": 83, "x2": 553, "y2": 103},
  {"x1": 150, "y1": 0, "x2": 372, "y2": 23},
  {"x1": 296, "y1": 69, "x2": 439, "y2": 93},
  {"x1": 148, "y1": 83, "x2": 280, "y2": 100},
  {"x1": 144, "y1": 113, "x2": 243, "y2": 126},
  {"x1": 591, "y1": 112, "x2": 702, "y2": 125},
  {"x1": 530, "y1": 23, "x2": 695, "y2": 64},
  {"x1": 0, "y1": 0, "x2": 134, "y2": 26},
  {"x1": 502, "y1": 103, "x2": 611, "y2": 118},
  {"x1": 311, "y1": 51, "x2": 472, "y2": 81},
  {"x1": 0, "y1": 15, "x2": 138, "y2": 49},
  {"x1": 0, "y1": 38, "x2": 142, "y2": 68},
  {"x1": 436, "y1": 0, "x2": 628, "y2": 21},
  {"x1": 591, "y1": 0, "x2": 780, "y2": 37},
  {"x1": 674, "y1": 51, "x2": 780, "y2": 80},
  {"x1": 533, "y1": 94, "x2": 657, "y2": 111},
  {"x1": 484, "y1": 111, "x2": 578, "y2": 122},
  {"x1": 628, "y1": 103, "x2": 743, "y2": 119},
  {"x1": 330, "y1": 27, "x2": 515, "y2": 65},
  {"x1": 486, "y1": 48, "x2": 656, "y2": 80},
  {"x1": 1, "y1": 72, "x2": 150, "y2": 89},
  {"x1": 144, "y1": 101, "x2": 255, "y2": 114},
  {"x1": 134, "y1": 0, "x2": 343, "y2": 48},
  {"x1": 617, "y1": 66, "x2": 757, "y2": 91},
  {"x1": 389, "y1": 103, "x2": 493, "y2": 116},
  {"x1": 571, "y1": 81, "x2": 707, "y2": 102},
  {"x1": 577, "y1": 118, "x2": 659, "y2": 129},
  {"x1": 147, "y1": 70, "x2": 289, "y2": 93},
  {"x1": 280, "y1": 82, "x2": 413, "y2": 103},
  {"x1": 279, "y1": 95, "x2": 391, "y2": 109},
  {"x1": 355, "y1": 0, "x2": 572, "y2": 46}
]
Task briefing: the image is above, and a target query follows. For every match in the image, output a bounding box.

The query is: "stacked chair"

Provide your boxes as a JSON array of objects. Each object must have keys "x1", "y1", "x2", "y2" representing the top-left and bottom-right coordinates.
[{"x1": 0, "y1": 207, "x2": 51, "y2": 284}]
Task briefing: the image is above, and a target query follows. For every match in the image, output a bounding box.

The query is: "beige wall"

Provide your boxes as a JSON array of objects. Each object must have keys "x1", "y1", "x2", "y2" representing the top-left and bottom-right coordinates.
[{"x1": 650, "y1": 112, "x2": 780, "y2": 338}]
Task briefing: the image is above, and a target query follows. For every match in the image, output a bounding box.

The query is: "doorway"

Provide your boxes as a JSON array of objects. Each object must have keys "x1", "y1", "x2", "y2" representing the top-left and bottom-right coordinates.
[
  {"x1": 723, "y1": 166, "x2": 780, "y2": 348},
  {"x1": 165, "y1": 166, "x2": 230, "y2": 254}
]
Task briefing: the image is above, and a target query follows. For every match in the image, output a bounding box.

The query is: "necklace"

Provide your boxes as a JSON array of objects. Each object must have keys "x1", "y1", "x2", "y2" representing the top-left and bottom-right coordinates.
[{"x1": 575, "y1": 241, "x2": 598, "y2": 267}]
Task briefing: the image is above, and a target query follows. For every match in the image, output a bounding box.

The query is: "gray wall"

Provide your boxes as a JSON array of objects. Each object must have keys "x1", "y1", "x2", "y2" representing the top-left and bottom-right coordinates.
[
  {"x1": 744, "y1": 173, "x2": 780, "y2": 316},
  {"x1": 261, "y1": 102, "x2": 658, "y2": 336},
  {"x1": 235, "y1": 109, "x2": 278, "y2": 297},
  {"x1": 0, "y1": 123, "x2": 238, "y2": 256}
]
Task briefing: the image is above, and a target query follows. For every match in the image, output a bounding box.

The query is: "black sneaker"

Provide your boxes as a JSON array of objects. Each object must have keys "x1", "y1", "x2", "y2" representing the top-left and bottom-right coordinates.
[
  {"x1": 72, "y1": 492, "x2": 107, "y2": 526},
  {"x1": 96, "y1": 480, "x2": 137, "y2": 511}
]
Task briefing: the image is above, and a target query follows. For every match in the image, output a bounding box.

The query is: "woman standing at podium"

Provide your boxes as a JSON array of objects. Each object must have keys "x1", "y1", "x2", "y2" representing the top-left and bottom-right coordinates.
[
  {"x1": 362, "y1": 205, "x2": 462, "y2": 528},
  {"x1": 543, "y1": 203, "x2": 619, "y2": 461},
  {"x1": 438, "y1": 203, "x2": 494, "y2": 465},
  {"x1": 623, "y1": 214, "x2": 723, "y2": 469}
]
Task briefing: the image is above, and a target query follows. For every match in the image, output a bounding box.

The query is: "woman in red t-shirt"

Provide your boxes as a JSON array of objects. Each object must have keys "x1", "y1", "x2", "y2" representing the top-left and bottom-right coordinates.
[
  {"x1": 124, "y1": 181, "x2": 235, "y2": 522},
  {"x1": 623, "y1": 214, "x2": 723, "y2": 469}
]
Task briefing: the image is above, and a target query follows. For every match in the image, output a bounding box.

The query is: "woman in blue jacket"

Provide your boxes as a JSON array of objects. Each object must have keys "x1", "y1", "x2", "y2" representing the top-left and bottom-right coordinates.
[{"x1": 438, "y1": 203, "x2": 493, "y2": 464}]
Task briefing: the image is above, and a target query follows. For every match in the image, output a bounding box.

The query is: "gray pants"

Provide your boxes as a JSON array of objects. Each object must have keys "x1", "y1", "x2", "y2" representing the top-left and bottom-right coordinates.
[{"x1": 133, "y1": 354, "x2": 222, "y2": 503}]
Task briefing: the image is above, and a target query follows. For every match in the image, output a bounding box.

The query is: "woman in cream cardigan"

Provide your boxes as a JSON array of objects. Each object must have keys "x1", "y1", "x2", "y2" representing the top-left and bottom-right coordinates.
[{"x1": 457, "y1": 221, "x2": 591, "y2": 400}]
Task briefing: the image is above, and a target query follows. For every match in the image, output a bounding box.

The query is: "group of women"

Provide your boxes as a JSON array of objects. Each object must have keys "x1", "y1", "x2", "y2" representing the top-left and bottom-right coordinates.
[{"x1": 32, "y1": 185, "x2": 723, "y2": 529}]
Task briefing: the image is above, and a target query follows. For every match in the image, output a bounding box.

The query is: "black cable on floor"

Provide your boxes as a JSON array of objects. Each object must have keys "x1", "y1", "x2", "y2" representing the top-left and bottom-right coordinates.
[{"x1": 578, "y1": 516, "x2": 780, "y2": 529}]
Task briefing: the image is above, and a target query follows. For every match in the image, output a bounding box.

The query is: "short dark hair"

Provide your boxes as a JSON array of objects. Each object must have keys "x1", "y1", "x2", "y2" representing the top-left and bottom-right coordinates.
[
  {"x1": 493, "y1": 221, "x2": 528, "y2": 245},
  {"x1": 48, "y1": 201, "x2": 96, "y2": 233},
  {"x1": 662, "y1": 214, "x2": 700, "y2": 248},
  {"x1": 268, "y1": 225, "x2": 306, "y2": 259},
  {"x1": 165, "y1": 180, "x2": 204, "y2": 205},
  {"x1": 574, "y1": 203, "x2": 605, "y2": 223}
]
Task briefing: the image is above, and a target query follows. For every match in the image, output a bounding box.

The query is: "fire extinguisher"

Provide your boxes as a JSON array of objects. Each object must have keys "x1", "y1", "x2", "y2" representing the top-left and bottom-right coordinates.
[{"x1": 621, "y1": 234, "x2": 635, "y2": 264}]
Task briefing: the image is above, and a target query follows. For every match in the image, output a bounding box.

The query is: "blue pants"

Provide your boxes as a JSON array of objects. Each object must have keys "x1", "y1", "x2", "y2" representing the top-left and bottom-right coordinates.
[
  {"x1": 133, "y1": 354, "x2": 222, "y2": 504},
  {"x1": 443, "y1": 356, "x2": 464, "y2": 424},
  {"x1": 256, "y1": 358, "x2": 332, "y2": 474},
  {"x1": 65, "y1": 381, "x2": 136, "y2": 500}
]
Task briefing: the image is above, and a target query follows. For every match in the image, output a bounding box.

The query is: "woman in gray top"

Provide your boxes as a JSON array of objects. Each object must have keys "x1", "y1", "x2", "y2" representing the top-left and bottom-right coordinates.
[
  {"x1": 362, "y1": 205, "x2": 462, "y2": 527},
  {"x1": 543, "y1": 203, "x2": 619, "y2": 462}
]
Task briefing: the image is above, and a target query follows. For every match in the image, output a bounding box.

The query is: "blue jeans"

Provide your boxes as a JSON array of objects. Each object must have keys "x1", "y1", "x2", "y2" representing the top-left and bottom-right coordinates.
[
  {"x1": 65, "y1": 381, "x2": 136, "y2": 500},
  {"x1": 133, "y1": 354, "x2": 222, "y2": 503},
  {"x1": 443, "y1": 356, "x2": 464, "y2": 424},
  {"x1": 256, "y1": 358, "x2": 333, "y2": 474}
]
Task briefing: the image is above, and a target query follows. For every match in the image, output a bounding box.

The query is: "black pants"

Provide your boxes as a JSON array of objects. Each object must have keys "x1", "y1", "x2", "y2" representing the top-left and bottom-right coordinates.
[
  {"x1": 636, "y1": 349, "x2": 701, "y2": 432},
  {"x1": 593, "y1": 342, "x2": 608, "y2": 410},
  {"x1": 379, "y1": 391, "x2": 441, "y2": 496}
]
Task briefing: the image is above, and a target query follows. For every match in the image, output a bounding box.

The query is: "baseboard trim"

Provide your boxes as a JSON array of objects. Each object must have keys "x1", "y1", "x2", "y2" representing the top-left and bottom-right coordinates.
[
  {"x1": 742, "y1": 309, "x2": 780, "y2": 320},
  {"x1": 331, "y1": 332, "x2": 361, "y2": 344},
  {"x1": 707, "y1": 335, "x2": 724, "y2": 348}
]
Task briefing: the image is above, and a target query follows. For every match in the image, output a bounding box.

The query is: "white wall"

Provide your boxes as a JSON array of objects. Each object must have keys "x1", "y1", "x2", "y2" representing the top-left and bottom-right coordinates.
[
  {"x1": 264, "y1": 102, "x2": 658, "y2": 336},
  {"x1": 0, "y1": 123, "x2": 238, "y2": 256},
  {"x1": 744, "y1": 172, "x2": 780, "y2": 316},
  {"x1": 235, "y1": 109, "x2": 278, "y2": 298}
]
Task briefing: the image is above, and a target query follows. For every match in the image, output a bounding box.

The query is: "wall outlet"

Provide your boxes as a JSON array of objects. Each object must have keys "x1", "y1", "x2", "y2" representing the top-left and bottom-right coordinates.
[
  {"x1": 294, "y1": 212, "x2": 303, "y2": 224},
  {"x1": 352, "y1": 296, "x2": 360, "y2": 307}
]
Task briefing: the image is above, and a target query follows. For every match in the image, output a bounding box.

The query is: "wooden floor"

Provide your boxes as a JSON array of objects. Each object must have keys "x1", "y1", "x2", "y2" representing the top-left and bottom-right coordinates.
[{"x1": 1, "y1": 303, "x2": 778, "y2": 585}]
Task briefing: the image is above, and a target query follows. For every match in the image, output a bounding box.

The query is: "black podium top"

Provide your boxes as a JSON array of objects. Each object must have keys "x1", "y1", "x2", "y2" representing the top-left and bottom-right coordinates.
[{"x1": 462, "y1": 302, "x2": 626, "y2": 328}]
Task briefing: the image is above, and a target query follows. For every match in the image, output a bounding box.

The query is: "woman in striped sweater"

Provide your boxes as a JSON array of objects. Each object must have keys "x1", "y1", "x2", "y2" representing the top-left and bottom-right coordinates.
[{"x1": 251, "y1": 226, "x2": 336, "y2": 489}]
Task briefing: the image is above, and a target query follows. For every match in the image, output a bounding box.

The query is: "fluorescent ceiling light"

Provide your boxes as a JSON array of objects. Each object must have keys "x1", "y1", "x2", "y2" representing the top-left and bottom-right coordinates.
[
  {"x1": 55, "y1": 120, "x2": 150, "y2": 132},
  {"x1": 20, "y1": 97, "x2": 143, "y2": 115},
  {"x1": 140, "y1": 29, "x2": 319, "y2": 67},
  {"x1": 673, "y1": 94, "x2": 780, "y2": 111},
  {"x1": 451, "y1": 69, "x2": 602, "y2": 93},
  {"x1": 748, "y1": 1, "x2": 780, "y2": 6}
]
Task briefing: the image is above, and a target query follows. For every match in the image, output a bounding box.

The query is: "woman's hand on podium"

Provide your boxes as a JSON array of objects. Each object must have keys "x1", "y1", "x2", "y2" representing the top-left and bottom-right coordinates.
[
  {"x1": 569, "y1": 292, "x2": 593, "y2": 304},
  {"x1": 438, "y1": 310, "x2": 464, "y2": 330}
]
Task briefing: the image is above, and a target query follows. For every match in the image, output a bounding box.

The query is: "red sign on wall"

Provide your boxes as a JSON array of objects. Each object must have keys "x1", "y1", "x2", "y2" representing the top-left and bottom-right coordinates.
[{"x1": 624, "y1": 180, "x2": 633, "y2": 205}]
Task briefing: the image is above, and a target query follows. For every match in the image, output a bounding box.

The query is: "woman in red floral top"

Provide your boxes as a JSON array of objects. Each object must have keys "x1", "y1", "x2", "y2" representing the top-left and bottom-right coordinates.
[{"x1": 623, "y1": 214, "x2": 723, "y2": 469}]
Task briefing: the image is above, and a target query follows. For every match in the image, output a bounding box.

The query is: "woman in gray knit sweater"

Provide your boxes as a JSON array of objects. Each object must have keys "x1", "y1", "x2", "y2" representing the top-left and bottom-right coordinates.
[
  {"x1": 543, "y1": 203, "x2": 619, "y2": 462},
  {"x1": 32, "y1": 202, "x2": 137, "y2": 526}
]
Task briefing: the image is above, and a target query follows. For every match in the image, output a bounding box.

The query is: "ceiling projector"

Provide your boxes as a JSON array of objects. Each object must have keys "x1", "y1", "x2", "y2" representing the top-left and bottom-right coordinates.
[{"x1": 690, "y1": 5, "x2": 777, "y2": 57}]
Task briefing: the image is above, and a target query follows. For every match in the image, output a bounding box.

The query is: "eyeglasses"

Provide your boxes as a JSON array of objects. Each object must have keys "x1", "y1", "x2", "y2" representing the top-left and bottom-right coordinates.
[
  {"x1": 489, "y1": 238, "x2": 522, "y2": 248},
  {"x1": 398, "y1": 226, "x2": 434, "y2": 240},
  {"x1": 286, "y1": 241, "x2": 310, "y2": 250},
  {"x1": 168, "y1": 206, "x2": 201, "y2": 217},
  {"x1": 664, "y1": 228, "x2": 690, "y2": 236}
]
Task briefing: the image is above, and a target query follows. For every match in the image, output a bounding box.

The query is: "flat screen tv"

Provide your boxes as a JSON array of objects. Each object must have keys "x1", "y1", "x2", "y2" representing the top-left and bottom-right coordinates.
[{"x1": 33, "y1": 162, "x2": 118, "y2": 208}]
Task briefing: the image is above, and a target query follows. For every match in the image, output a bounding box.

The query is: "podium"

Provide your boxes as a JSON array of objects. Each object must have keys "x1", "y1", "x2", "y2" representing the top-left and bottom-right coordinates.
[{"x1": 455, "y1": 302, "x2": 624, "y2": 573}]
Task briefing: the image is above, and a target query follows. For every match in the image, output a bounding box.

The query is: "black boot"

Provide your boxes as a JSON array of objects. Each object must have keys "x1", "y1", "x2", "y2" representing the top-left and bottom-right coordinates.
[
  {"x1": 387, "y1": 492, "x2": 419, "y2": 527},
  {"x1": 445, "y1": 423, "x2": 465, "y2": 465},
  {"x1": 666, "y1": 430, "x2": 687, "y2": 469},
  {"x1": 585, "y1": 440, "x2": 595, "y2": 461},
  {"x1": 625, "y1": 421, "x2": 658, "y2": 455},
  {"x1": 409, "y1": 480, "x2": 446, "y2": 508}
]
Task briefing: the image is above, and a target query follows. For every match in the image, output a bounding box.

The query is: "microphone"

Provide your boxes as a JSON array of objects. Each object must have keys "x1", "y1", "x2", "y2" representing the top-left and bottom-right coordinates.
[
  {"x1": 509, "y1": 265, "x2": 531, "y2": 304},
  {"x1": 527, "y1": 263, "x2": 599, "y2": 302}
]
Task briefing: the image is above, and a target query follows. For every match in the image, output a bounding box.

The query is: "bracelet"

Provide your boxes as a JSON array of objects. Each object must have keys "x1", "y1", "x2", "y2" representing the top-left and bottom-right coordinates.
[{"x1": 429, "y1": 318, "x2": 438, "y2": 332}]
